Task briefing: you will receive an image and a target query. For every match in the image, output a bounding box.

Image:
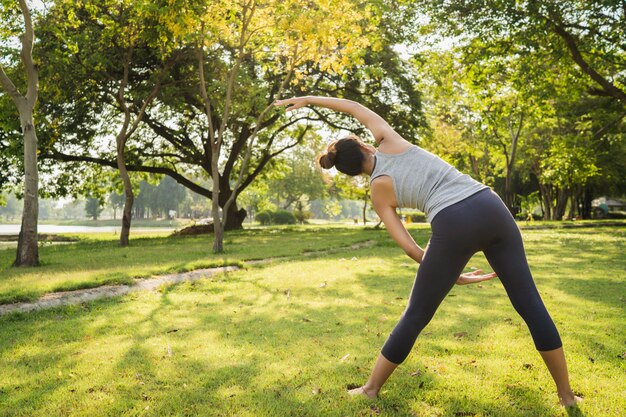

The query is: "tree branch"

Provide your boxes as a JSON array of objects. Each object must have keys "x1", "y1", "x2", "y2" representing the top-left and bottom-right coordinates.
[
  {"x1": 17, "y1": 0, "x2": 37, "y2": 108},
  {"x1": 592, "y1": 110, "x2": 626, "y2": 141},
  {"x1": 0, "y1": 65, "x2": 24, "y2": 107},
  {"x1": 549, "y1": 14, "x2": 626, "y2": 105},
  {"x1": 239, "y1": 126, "x2": 310, "y2": 192},
  {"x1": 42, "y1": 150, "x2": 212, "y2": 198}
]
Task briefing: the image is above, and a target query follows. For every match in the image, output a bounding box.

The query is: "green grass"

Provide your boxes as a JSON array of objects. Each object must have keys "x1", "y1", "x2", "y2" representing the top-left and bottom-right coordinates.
[
  {"x1": 0, "y1": 225, "x2": 625, "y2": 416},
  {"x1": 0, "y1": 226, "x2": 382, "y2": 304}
]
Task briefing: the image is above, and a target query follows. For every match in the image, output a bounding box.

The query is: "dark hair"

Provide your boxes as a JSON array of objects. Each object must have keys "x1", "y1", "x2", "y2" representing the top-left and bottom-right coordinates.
[{"x1": 318, "y1": 136, "x2": 365, "y2": 176}]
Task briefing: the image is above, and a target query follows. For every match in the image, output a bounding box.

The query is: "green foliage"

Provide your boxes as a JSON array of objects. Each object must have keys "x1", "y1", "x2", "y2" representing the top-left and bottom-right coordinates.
[
  {"x1": 255, "y1": 209, "x2": 297, "y2": 225},
  {"x1": 272, "y1": 209, "x2": 296, "y2": 225},
  {"x1": 266, "y1": 131, "x2": 327, "y2": 210},
  {"x1": 134, "y1": 176, "x2": 187, "y2": 218},
  {"x1": 516, "y1": 191, "x2": 541, "y2": 221},
  {"x1": 255, "y1": 210, "x2": 272, "y2": 226},
  {"x1": 0, "y1": 193, "x2": 20, "y2": 221},
  {"x1": 414, "y1": 1, "x2": 626, "y2": 219},
  {"x1": 323, "y1": 199, "x2": 343, "y2": 219},
  {"x1": 540, "y1": 138, "x2": 600, "y2": 188},
  {"x1": 293, "y1": 209, "x2": 312, "y2": 224},
  {"x1": 84, "y1": 197, "x2": 103, "y2": 221}
]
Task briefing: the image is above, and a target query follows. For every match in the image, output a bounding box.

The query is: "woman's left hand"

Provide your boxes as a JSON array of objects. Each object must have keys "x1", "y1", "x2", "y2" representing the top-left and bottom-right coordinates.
[
  {"x1": 456, "y1": 269, "x2": 498, "y2": 285},
  {"x1": 273, "y1": 97, "x2": 309, "y2": 112}
]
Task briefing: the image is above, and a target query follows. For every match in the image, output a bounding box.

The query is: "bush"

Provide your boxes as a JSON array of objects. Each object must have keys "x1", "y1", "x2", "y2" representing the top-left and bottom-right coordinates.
[
  {"x1": 294, "y1": 210, "x2": 312, "y2": 224},
  {"x1": 256, "y1": 210, "x2": 273, "y2": 225},
  {"x1": 255, "y1": 209, "x2": 297, "y2": 225},
  {"x1": 272, "y1": 210, "x2": 297, "y2": 225}
]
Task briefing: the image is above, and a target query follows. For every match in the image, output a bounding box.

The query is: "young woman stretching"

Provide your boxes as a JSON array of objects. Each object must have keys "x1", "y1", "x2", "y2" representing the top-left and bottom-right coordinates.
[{"x1": 274, "y1": 96, "x2": 582, "y2": 407}]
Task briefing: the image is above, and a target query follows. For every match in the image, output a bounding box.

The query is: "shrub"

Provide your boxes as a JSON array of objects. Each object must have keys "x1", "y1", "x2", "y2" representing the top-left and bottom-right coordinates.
[
  {"x1": 255, "y1": 209, "x2": 297, "y2": 225},
  {"x1": 294, "y1": 210, "x2": 312, "y2": 224},
  {"x1": 272, "y1": 209, "x2": 297, "y2": 225},
  {"x1": 256, "y1": 210, "x2": 273, "y2": 225}
]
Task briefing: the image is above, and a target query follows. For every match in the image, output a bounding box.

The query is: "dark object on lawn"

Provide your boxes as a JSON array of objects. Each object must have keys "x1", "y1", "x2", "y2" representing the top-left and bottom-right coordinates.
[{"x1": 170, "y1": 223, "x2": 215, "y2": 236}]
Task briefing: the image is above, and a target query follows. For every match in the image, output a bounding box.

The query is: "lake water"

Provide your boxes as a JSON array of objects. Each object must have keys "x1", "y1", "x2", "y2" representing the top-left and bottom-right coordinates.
[{"x1": 0, "y1": 224, "x2": 175, "y2": 235}]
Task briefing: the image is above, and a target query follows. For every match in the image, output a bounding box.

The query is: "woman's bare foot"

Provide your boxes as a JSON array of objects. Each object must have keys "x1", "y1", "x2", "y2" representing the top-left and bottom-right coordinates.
[
  {"x1": 559, "y1": 391, "x2": 583, "y2": 407},
  {"x1": 347, "y1": 386, "x2": 377, "y2": 399}
]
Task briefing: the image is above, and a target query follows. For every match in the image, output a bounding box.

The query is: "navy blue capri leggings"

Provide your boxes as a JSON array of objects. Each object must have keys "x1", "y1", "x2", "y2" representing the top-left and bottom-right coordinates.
[{"x1": 381, "y1": 188, "x2": 562, "y2": 364}]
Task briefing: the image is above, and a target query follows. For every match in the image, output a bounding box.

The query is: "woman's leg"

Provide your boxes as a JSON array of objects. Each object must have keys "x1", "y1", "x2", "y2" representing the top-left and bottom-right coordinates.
[
  {"x1": 483, "y1": 223, "x2": 580, "y2": 406},
  {"x1": 539, "y1": 348, "x2": 582, "y2": 406},
  {"x1": 349, "y1": 354, "x2": 398, "y2": 398},
  {"x1": 350, "y1": 236, "x2": 474, "y2": 397}
]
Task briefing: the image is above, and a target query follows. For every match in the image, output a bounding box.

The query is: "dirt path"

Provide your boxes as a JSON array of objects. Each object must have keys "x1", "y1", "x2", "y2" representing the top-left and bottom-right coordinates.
[
  {"x1": 0, "y1": 266, "x2": 240, "y2": 316},
  {"x1": 0, "y1": 240, "x2": 376, "y2": 316}
]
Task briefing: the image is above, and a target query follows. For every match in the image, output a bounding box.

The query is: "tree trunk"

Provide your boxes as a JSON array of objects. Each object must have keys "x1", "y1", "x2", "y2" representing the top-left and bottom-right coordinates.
[
  {"x1": 506, "y1": 112, "x2": 522, "y2": 210},
  {"x1": 538, "y1": 183, "x2": 552, "y2": 220},
  {"x1": 362, "y1": 189, "x2": 369, "y2": 225},
  {"x1": 14, "y1": 108, "x2": 39, "y2": 266},
  {"x1": 581, "y1": 185, "x2": 592, "y2": 219},
  {"x1": 211, "y1": 150, "x2": 224, "y2": 253},
  {"x1": 553, "y1": 187, "x2": 569, "y2": 220},
  {"x1": 504, "y1": 172, "x2": 513, "y2": 209},
  {"x1": 567, "y1": 187, "x2": 579, "y2": 220},
  {"x1": 2, "y1": 0, "x2": 39, "y2": 267},
  {"x1": 117, "y1": 137, "x2": 134, "y2": 247},
  {"x1": 224, "y1": 204, "x2": 247, "y2": 230}
]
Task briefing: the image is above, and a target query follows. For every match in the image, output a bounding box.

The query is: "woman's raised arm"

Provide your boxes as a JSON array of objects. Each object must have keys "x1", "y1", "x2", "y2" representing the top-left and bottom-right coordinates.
[{"x1": 274, "y1": 96, "x2": 395, "y2": 144}]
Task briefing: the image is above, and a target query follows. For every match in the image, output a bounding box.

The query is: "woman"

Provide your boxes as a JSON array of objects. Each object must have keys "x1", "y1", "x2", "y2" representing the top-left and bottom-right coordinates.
[{"x1": 274, "y1": 96, "x2": 582, "y2": 408}]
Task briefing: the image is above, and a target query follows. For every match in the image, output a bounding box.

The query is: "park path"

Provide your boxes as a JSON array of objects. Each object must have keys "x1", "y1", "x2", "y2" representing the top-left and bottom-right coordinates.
[
  {"x1": 0, "y1": 240, "x2": 376, "y2": 316},
  {"x1": 0, "y1": 266, "x2": 240, "y2": 316}
]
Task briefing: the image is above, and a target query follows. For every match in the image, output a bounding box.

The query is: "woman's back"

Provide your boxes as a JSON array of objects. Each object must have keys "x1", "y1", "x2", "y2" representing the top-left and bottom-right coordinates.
[{"x1": 370, "y1": 144, "x2": 489, "y2": 223}]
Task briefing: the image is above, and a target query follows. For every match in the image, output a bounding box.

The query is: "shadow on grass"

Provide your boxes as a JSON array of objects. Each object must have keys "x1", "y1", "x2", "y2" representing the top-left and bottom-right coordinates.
[{"x1": 565, "y1": 405, "x2": 586, "y2": 417}]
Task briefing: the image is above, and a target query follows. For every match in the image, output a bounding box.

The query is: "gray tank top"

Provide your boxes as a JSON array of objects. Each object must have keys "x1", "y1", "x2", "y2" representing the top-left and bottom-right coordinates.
[{"x1": 370, "y1": 145, "x2": 489, "y2": 223}]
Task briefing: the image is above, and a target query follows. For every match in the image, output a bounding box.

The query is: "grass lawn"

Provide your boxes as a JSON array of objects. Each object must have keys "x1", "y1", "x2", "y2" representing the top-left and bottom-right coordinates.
[
  {"x1": 0, "y1": 225, "x2": 624, "y2": 416},
  {"x1": 0, "y1": 226, "x2": 383, "y2": 305}
]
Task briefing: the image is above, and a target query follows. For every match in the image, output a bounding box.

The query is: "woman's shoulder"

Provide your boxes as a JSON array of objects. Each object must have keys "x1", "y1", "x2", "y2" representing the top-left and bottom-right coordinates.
[
  {"x1": 376, "y1": 135, "x2": 415, "y2": 155},
  {"x1": 370, "y1": 175, "x2": 397, "y2": 208}
]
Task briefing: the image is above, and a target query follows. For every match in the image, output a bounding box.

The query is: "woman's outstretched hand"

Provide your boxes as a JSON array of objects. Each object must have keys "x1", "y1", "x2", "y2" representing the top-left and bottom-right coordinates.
[
  {"x1": 274, "y1": 97, "x2": 309, "y2": 112},
  {"x1": 456, "y1": 269, "x2": 498, "y2": 285}
]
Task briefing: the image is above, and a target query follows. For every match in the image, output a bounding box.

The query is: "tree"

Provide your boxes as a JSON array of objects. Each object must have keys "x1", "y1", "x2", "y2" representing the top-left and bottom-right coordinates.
[
  {"x1": 85, "y1": 197, "x2": 103, "y2": 220},
  {"x1": 38, "y1": 0, "x2": 177, "y2": 246},
  {"x1": 132, "y1": 176, "x2": 187, "y2": 219},
  {"x1": 0, "y1": 0, "x2": 40, "y2": 266},
  {"x1": 414, "y1": 1, "x2": 626, "y2": 218},
  {"x1": 109, "y1": 192, "x2": 124, "y2": 220},
  {"x1": 33, "y1": 1, "x2": 426, "y2": 250},
  {"x1": 417, "y1": 1, "x2": 626, "y2": 106},
  {"x1": 268, "y1": 132, "x2": 326, "y2": 210},
  {"x1": 190, "y1": 0, "x2": 378, "y2": 252},
  {"x1": 333, "y1": 174, "x2": 370, "y2": 225}
]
